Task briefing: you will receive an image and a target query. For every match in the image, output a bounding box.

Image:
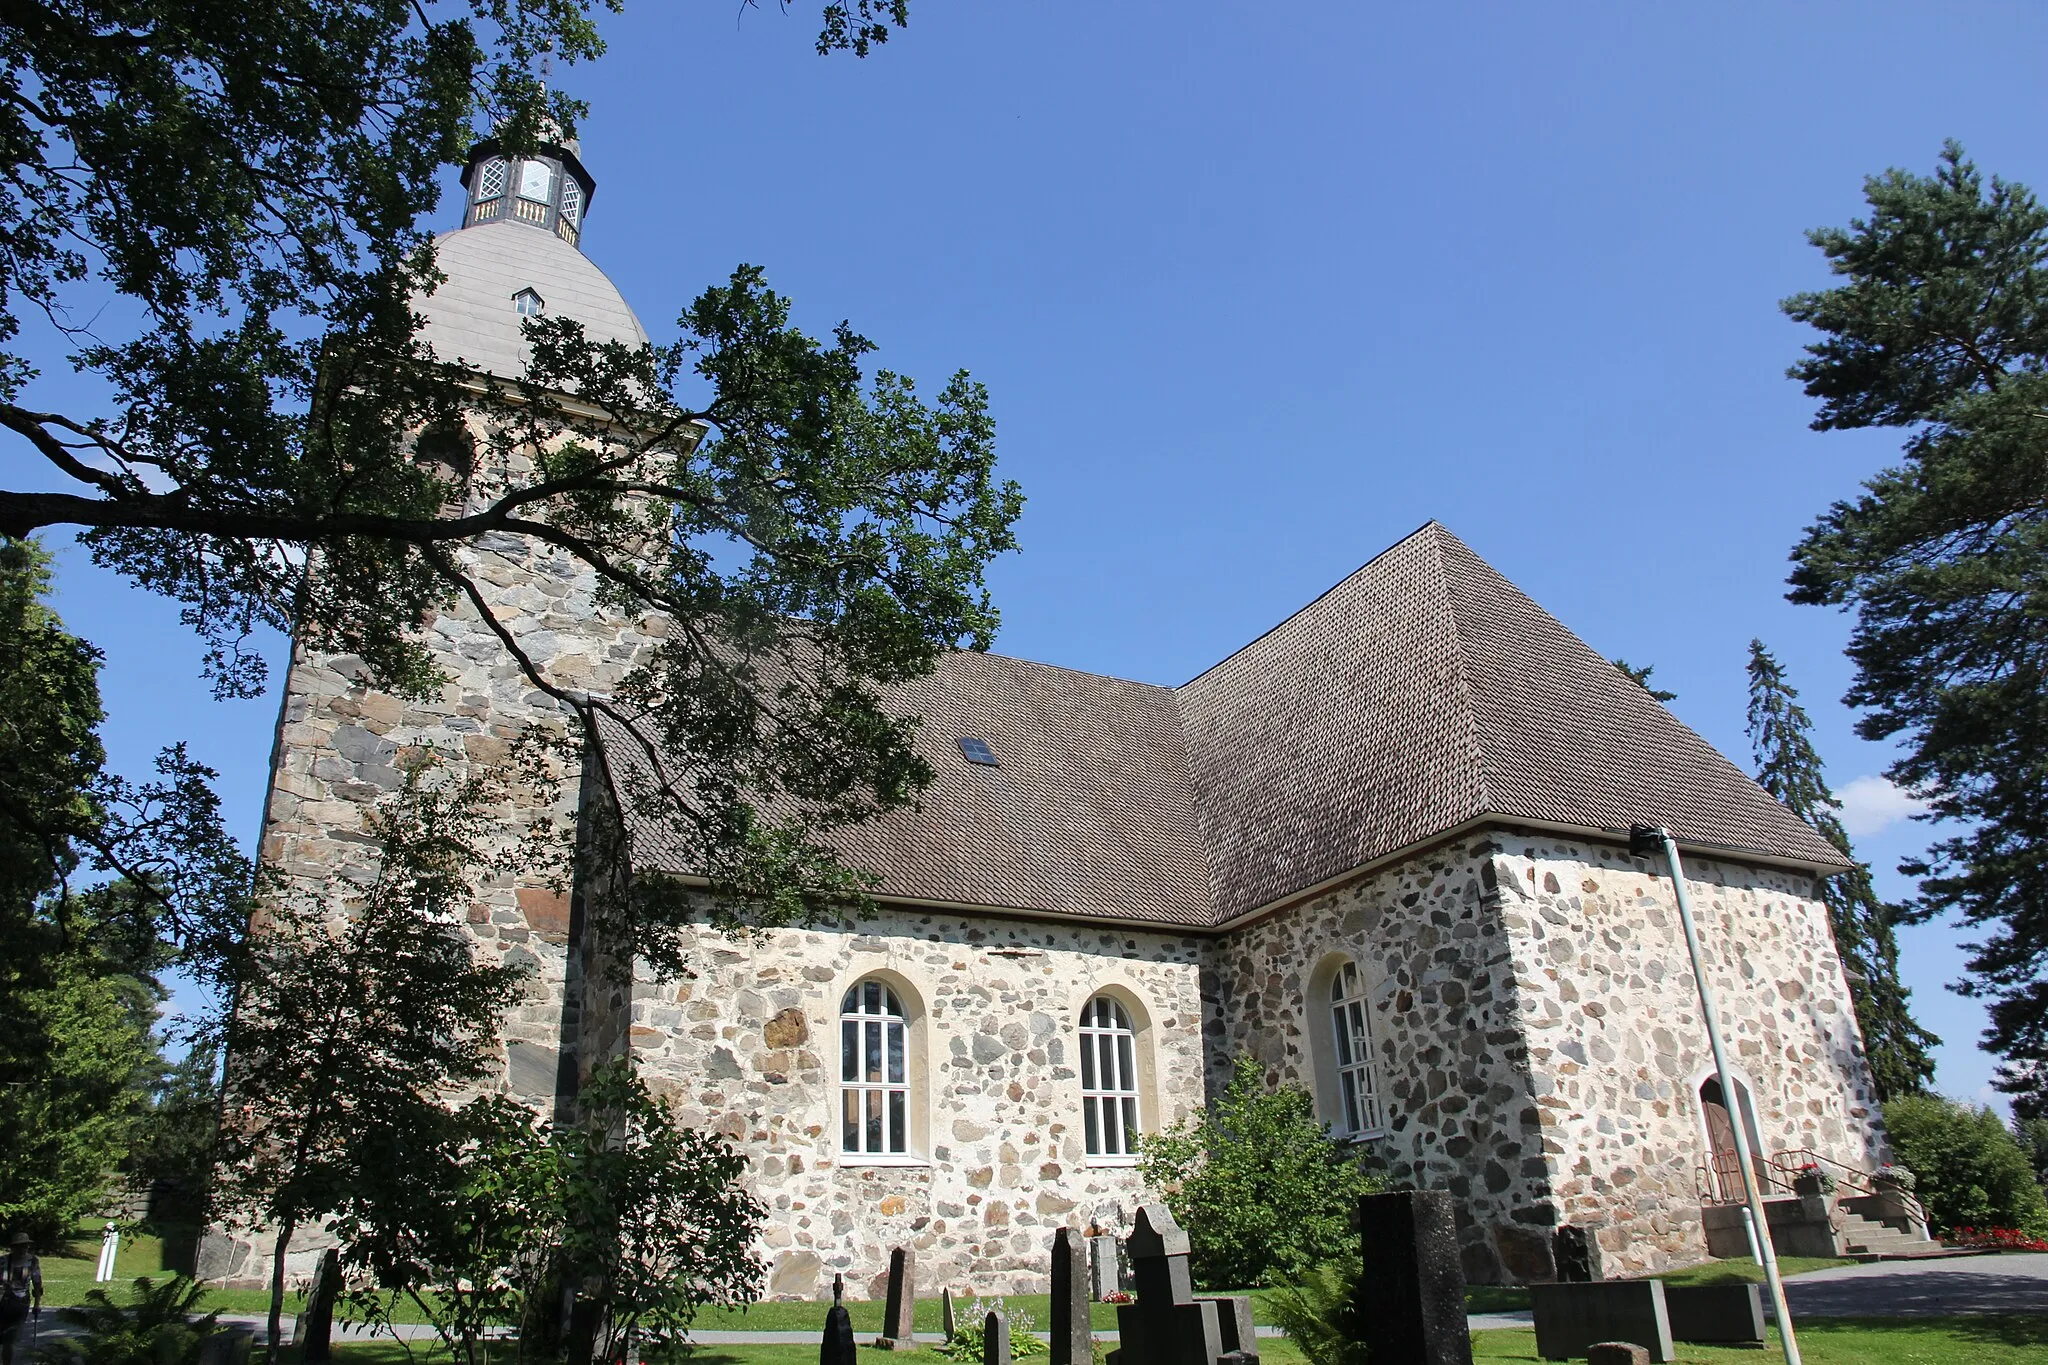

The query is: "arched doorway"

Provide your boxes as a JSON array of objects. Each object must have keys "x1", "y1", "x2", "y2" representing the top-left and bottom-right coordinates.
[{"x1": 1699, "y1": 1076, "x2": 1768, "y2": 1202}]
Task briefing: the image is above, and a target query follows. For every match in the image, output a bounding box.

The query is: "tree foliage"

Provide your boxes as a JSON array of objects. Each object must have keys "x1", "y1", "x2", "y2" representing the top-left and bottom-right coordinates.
[
  {"x1": 1881, "y1": 1092, "x2": 2048, "y2": 1237},
  {"x1": 1611, "y1": 657, "x2": 1676, "y2": 703},
  {"x1": 1745, "y1": 639, "x2": 1936, "y2": 1099},
  {"x1": 1783, "y1": 143, "x2": 2048, "y2": 1109},
  {"x1": 0, "y1": 2, "x2": 1020, "y2": 973},
  {"x1": 338, "y1": 1064, "x2": 764, "y2": 1365},
  {"x1": 1137, "y1": 1054, "x2": 1383, "y2": 1289},
  {"x1": 209, "y1": 759, "x2": 527, "y2": 1351},
  {"x1": 0, "y1": 537, "x2": 244, "y2": 1245}
]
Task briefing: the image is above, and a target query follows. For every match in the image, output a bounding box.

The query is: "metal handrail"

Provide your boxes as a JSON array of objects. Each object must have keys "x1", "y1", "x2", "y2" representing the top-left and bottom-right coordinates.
[{"x1": 1772, "y1": 1148, "x2": 1928, "y2": 1228}]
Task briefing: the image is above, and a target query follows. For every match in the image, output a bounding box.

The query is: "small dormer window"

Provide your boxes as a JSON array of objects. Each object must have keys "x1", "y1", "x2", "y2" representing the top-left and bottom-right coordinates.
[
  {"x1": 476, "y1": 159, "x2": 507, "y2": 201},
  {"x1": 512, "y1": 288, "x2": 545, "y2": 317},
  {"x1": 518, "y1": 160, "x2": 555, "y2": 202}
]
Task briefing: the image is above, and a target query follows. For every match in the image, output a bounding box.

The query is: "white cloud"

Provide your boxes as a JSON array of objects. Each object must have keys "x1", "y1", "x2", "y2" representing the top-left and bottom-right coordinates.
[{"x1": 1835, "y1": 775, "x2": 1930, "y2": 839}]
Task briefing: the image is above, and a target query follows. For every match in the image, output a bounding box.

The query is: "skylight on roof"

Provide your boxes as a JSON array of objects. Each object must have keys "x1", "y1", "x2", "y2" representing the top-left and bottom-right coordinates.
[{"x1": 956, "y1": 736, "x2": 998, "y2": 766}]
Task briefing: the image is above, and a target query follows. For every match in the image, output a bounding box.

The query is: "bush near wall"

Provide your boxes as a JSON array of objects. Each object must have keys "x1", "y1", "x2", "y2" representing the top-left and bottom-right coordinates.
[{"x1": 1882, "y1": 1094, "x2": 2048, "y2": 1238}]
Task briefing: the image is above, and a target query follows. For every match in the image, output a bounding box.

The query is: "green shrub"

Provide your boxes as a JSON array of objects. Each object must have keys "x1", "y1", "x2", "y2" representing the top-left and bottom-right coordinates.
[
  {"x1": 1138, "y1": 1054, "x2": 1386, "y2": 1288},
  {"x1": 1265, "y1": 1258, "x2": 1370, "y2": 1365},
  {"x1": 1882, "y1": 1093, "x2": 2048, "y2": 1237},
  {"x1": 44, "y1": 1275, "x2": 220, "y2": 1365}
]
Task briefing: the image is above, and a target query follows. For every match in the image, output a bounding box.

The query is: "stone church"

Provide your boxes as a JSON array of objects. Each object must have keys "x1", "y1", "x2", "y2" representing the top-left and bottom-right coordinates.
[{"x1": 253, "y1": 135, "x2": 1888, "y2": 1294}]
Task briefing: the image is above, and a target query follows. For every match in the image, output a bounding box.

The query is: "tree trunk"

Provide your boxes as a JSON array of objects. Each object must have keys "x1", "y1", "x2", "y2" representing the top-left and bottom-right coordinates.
[{"x1": 267, "y1": 1213, "x2": 298, "y2": 1354}]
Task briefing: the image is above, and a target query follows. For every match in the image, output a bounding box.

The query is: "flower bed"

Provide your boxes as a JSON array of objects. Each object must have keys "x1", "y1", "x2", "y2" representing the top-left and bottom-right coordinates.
[{"x1": 1942, "y1": 1225, "x2": 2048, "y2": 1252}]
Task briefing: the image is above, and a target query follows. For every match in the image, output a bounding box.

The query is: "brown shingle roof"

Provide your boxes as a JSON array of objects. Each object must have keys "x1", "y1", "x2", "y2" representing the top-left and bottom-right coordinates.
[{"x1": 603, "y1": 521, "x2": 1848, "y2": 928}]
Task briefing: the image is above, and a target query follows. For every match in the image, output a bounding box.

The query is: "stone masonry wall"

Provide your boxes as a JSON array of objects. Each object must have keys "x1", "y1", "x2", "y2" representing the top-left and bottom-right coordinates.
[
  {"x1": 625, "y1": 909, "x2": 1209, "y2": 1300},
  {"x1": 212, "y1": 426, "x2": 656, "y2": 1286},
  {"x1": 1208, "y1": 834, "x2": 1553, "y2": 1285},
  {"x1": 1491, "y1": 828, "x2": 1886, "y2": 1278}
]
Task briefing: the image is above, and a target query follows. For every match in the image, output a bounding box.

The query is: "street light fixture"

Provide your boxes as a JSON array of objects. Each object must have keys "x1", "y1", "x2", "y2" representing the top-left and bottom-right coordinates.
[{"x1": 1629, "y1": 823, "x2": 1803, "y2": 1365}]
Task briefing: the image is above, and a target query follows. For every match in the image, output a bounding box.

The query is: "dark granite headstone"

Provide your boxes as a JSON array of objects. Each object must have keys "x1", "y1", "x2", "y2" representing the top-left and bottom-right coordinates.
[
  {"x1": 1662, "y1": 1283, "x2": 1765, "y2": 1346},
  {"x1": 1194, "y1": 1296, "x2": 1258, "y2": 1362},
  {"x1": 1354, "y1": 1190, "x2": 1473, "y2": 1365},
  {"x1": 943, "y1": 1286, "x2": 958, "y2": 1340},
  {"x1": 1552, "y1": 1225, "x2": 1603, "y2": 1283},
  {"x1": 1112, "y1": 1205, "x2": 1224, "y2": 1365},
  {"x1": 196, "y1": 1328, "x2": 254, "y2": 1365},
  {"x1": 984, "y1": 1310, "x2": 1013, "y2": 1365},
  {"x1": 566, "y1": 1294, "x2": 604, "y2": 1365},
  {"x1": 1529, "y1": 1281, "x2": 1673, "y2": 1362},
  {"x1": 292, "y1": 1247, "x2": 340, "y2": 1362},
  {"x1": 822, "y1": 1274, "x2": 857, "y2": 1365},
  {"x1": 876, "y1": 1246, "x2": 916, "y2": 1349},
  {"x1": 1052, "y1": 1228, "x2": 1092, "y2": 1365}
]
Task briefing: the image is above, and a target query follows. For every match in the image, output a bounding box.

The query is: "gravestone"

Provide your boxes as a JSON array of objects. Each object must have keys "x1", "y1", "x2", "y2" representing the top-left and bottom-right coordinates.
[
  {"x1": 292, "y1": 1247, "x2": 341, "y2": 1362},
  {"x1": 1051, "y1": 1228, "x2": 1092, "y2": 1365},
  {"x1": 876, "y1": 1246, "x2": 916, "y2": 1350},
  {"x1": 196, "y1": 1328, "x2": 253, "y2": 1365},
  {"x1": 1552, "y1": 1225, "x2": 1603, "y2": 1283},
  {"x1": 1354, "y1": 1190, "x2": 1473, "y2": 1365},
  {"x1": 822, "y1": 1274, "x2": 857, "y2": 1365},
  {"x1": 1108, "y1": 1204, "x2": 1222, "y2": 1365},
  {"x1": 566, "y1": 1294, "x2": 605, "y2": 1365},
  {"x1": 1089, "y1": 1234, "x2": 1123, "y2": 1300},
  {"x1": 1586, "y1": 1345, "x2": 1649, "y2": 1365},
  {"x1": 943, "y1": 1286, "x2": 958, "y2": 1340},
  {"x1": 1193, "y1": 1295, "x2": 1258, "y2": 1364},
  {"x1": 984, "y1": 1310, "x2": 1013, "y2": 1365},
  {"x1": 1662, "y1": 1283, "x2": 1764, "y2": 1346},
  {"x1": 1529, "y1": 1281, "x2": 1673, "y2": 1363}
]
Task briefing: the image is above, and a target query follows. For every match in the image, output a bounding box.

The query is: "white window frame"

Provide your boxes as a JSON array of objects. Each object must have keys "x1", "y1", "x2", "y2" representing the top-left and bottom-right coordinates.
[
  {"x1": 1329, "y1": 961, "x2": 1385, "y2": 1138},
  {"x1": 476, "y1": 158, "x2": 508, "y2": 201},
  {"x1": 840, "y1": 979, "x2": 912, "y2": 1159},
  {"x1": 1080, "y1": 995, "x2": 1141, "y2": 1163}
]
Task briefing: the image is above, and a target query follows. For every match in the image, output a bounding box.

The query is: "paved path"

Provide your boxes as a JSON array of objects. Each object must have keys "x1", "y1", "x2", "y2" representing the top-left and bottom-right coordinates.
[{"x1": 1776, "y1": 1252, "x2": 2048, "y2": 1318}]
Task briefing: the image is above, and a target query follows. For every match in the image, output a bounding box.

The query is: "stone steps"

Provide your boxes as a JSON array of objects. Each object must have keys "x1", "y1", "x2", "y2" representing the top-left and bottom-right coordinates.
[{"x1": 1838, "y1": 1209, "x2": 1947, "y2": 1260}]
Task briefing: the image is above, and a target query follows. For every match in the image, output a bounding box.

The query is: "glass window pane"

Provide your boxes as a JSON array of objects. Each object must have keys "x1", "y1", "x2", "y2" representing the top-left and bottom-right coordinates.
[
  {"x1": 1341, "y1": 1073, "x2": 1360, "y2": 1135},
  {"x1": 1097, "y1": 1035, "x2": 1115, "y2": 1091},
  {"x1": 843, "y1": 1089, "x2": 860, "y2": 1152},
  {"x1": 842, "y1": 1019, "x2": 857, "y2": 1082},
  {"x1": 518, "y1": 160, "x2": 554, "y2": 202},
  {"x1": 1084, "y1": 1097, "x2": 1100, "y2": 1155},
  {"x1": 889, "y1": 1090, "x2": 907, "y2": 1154},
  {"x1": 866, "y1": 1021, "x2": 882, "y2": 1083},
  {"x1": 866, "y1": 1088, "x2": 883, "y2": 1153},
  {"x1": 1080, "y1": 1035, "x2": 1096, "y2": 1090},
  {"x1": 1116, "y1": 1034, "x2": 1135, "y2": 1092},
  {"x1": 1103, "y1": 1092, "x2": 1121, "y2": 1154},
  {"x1": 1333, "y1": 1009, "x2": 1354, "y2": 1066},
  {"x1": 864, "y1": 980, "x2": 881, "y2": 1015},
  {"x1": 1122, "y1": 1097, "x2": 1140, "y2": 1152},
  {"x1": 887, "y1": 1021, "x2": 905, "y2": 1084}
]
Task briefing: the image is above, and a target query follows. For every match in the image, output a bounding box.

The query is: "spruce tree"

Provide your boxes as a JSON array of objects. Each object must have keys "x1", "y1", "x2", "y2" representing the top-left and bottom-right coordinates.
[{"x1": 1746, "y1": 640, "x2": 1936, "y2": 1099}]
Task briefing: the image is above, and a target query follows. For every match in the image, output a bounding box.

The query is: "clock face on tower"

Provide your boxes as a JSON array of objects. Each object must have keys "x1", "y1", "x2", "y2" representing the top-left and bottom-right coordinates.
[{"x1": 518, "y1": 160, "x2": 555, "y2": 203}]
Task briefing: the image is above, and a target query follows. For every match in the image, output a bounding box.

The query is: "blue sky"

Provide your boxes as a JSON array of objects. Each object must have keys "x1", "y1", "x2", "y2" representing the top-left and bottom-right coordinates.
[{"x1": 36, "y1": 1, "x2": 2048, "y2": 1109}]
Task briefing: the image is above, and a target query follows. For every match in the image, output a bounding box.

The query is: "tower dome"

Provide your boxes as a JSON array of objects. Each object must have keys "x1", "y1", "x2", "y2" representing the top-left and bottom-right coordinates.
[{"x1": 413, "y1": 135, "x2": 649, "y2": 379}]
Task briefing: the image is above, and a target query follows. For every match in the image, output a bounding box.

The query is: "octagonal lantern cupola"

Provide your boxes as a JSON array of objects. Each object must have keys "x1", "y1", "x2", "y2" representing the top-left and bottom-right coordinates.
[{"x1": 459, "y1": 134, "x2": 596, "y2": 250}]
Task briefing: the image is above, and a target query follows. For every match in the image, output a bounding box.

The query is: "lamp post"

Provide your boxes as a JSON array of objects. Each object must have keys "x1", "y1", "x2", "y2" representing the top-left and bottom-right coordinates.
[{"x1": 1630, "y1": 823, "x2": 1803, "y2": 1365}]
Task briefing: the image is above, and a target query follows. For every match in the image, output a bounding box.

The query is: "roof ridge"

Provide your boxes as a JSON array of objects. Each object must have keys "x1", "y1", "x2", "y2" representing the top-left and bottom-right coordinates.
[
  {"x1": 943, "y1": 647, "x2": 1178, "y2": 692},
  {"x1": 1423, "y1": 524, "x2": 1495, "y2": 823},
  {"x1": 1175, "y1": 518, "x2": 1451, "y2": 691}
]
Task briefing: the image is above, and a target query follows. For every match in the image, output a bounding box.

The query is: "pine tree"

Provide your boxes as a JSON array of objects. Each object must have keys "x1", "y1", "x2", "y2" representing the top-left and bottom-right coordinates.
[{"x1": 1746, "y1": 640, "x2": 1936, "y2": 1099}]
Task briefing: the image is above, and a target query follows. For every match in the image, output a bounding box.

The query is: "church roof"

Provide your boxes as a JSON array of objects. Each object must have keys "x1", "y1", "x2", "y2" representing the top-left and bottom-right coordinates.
[
  {"x1": 414, "y1": 219, "x2": 649, "y2": 380},
  {"x1": 607, "y1": 521, "x2": 1849, "y2": 929}
]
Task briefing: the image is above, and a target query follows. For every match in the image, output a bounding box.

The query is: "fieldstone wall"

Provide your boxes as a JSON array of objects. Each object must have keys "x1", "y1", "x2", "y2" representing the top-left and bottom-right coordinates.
[
  {"x1": 626, "y1": 910, "x2": 1209, "y2": 1299},
  {"x1": 1491, "y1": 828, "x2": 1885, "y2": 1278},
  {"x1": 1208, "y1": 834, "x2": 1553, "y2": 1285},
  {"x1": 221, "y1": 427, "x2": 654, "y2": 1285}
]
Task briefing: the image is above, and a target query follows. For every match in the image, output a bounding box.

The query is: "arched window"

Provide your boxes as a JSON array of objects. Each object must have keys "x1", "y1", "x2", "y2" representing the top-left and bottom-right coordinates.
[
  {"x1": 1080, "y1": 995, "x2": 1140, "y2": 1158},
  {"x1": 841, "y1": 980, "x2": 908, "y2": 1156},
  {"x1": 1329, "y1": 961, "x2": 1384, "y2": 1137}
]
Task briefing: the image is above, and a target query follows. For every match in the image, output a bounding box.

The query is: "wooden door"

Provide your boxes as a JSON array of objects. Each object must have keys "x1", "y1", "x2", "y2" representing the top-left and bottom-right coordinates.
[{"x1": 1701, "y1": 1079, "x2": 1744, "y2": 1202}]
